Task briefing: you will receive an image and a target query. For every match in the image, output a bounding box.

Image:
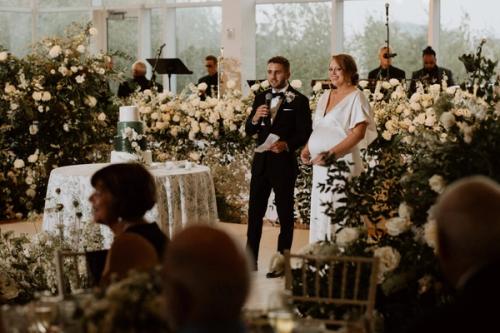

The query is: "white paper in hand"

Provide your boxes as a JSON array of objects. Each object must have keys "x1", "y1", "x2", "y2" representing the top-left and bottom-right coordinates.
[{"x1": 255, "y1": 133, "x2": 280, "y2": 153}]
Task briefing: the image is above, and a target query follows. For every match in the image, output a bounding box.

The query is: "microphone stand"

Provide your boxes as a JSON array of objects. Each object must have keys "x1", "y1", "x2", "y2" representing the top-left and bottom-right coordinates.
[
  {"x1": 151, "y1": 44, "x2": 165, "y2": 91},
  {"x1": 379, "y1": 2, "x2": 394, "y2": 82},
  {"x1": 217, "y1": 47, "x2": 224, "y2": 100}
]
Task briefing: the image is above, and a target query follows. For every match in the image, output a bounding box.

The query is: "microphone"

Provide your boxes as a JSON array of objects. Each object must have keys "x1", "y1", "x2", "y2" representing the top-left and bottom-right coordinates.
[
  {"x1": 261, "y1": 92, "x2": 273, "y2": 126},
  {"x1": 159, "y1": 43, "x2": 166, "y2": 51},
  {"x1": 385, "y1": 2, "x2": 389, "y2": 16},
  {"x1": 383, "y1": 52, "x2": 398, "y2": 59}
]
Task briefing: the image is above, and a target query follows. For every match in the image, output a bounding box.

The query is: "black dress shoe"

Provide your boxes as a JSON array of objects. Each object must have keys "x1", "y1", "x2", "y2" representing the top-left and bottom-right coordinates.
[{"x1": 266, "y1": 270, "x2": 284, "y2": 278}]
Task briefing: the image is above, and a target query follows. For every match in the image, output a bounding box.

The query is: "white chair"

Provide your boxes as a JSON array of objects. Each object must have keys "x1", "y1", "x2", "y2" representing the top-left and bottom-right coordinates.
[{"x1": 284, "y1": 250, "x2": 379, "y2": 331}]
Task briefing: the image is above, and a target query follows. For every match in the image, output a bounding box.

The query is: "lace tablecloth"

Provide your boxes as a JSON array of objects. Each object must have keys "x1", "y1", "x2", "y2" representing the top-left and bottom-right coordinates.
[{"x1": 42, "y1": 163, "x2": 218, "y2": 245}]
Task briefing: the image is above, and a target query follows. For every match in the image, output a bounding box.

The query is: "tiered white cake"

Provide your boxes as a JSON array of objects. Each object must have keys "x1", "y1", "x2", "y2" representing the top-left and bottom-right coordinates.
[{"x1": 110, "y1": 106, "x2": 152, "y2": 164}]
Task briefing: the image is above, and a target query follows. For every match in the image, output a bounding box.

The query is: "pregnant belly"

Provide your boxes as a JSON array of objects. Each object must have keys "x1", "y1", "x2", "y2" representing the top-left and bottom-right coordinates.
[{"x1": 308, "y1": 126, "x2": 346, "y2": 159}]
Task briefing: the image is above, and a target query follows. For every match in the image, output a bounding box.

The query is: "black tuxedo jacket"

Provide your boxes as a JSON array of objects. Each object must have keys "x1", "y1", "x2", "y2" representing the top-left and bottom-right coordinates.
[
  {"x1": 198, "y1": 73, "x2": 218, "y2": 97},
  {"x1": 409, "y1": 66, "x2": 454, "y2": 95},
  {"x1": 245, "y1": 87, "x2": 312, "y2": 176},
  {"x1": 368, "y1": 65, "x2": 406, "y2": 81}
]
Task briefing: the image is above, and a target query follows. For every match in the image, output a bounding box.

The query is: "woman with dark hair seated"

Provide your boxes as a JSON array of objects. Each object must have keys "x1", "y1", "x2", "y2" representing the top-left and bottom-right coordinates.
[{"x1": 89, "y1": 163, "x2": 168, "y2": 284}]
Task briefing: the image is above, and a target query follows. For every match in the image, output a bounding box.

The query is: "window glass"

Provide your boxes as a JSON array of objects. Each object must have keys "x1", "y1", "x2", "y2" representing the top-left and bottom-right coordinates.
[{"x1": 256, "y1": 2, "x2": 332, "y2": 96}]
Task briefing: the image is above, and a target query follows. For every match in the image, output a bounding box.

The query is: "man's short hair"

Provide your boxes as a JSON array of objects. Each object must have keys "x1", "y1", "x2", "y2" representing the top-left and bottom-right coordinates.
[
  {"x1": 422, "y1": 46, "x2": 436, "y2": 57},
  {"x1": 131, "y1": 60, "x2": 147, "y2": 70},
  {"x1": 379, "y1": 45, "x2": 393, "y2": 54},
  {"x1": 205, "y1": 55, "x2": 217, "y2": 64},
  {"x1": 267, "y1": 56, "x2": 290, "y2": 72}
]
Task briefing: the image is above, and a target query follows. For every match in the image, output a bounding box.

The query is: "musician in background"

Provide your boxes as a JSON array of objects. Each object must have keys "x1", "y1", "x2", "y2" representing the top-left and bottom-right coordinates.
[
  {"x1": 118, "y1": 60, "x2": 163, "y2": 98},
  {"x1": 409, "y1": 46, "x2": 454, "y2": 95},
  {"x1": 198, "y1": 55, "x2": 218, "y2": 98},
  {"x1": 368, "y1": 46, "x2": 405, "y2": 91}
]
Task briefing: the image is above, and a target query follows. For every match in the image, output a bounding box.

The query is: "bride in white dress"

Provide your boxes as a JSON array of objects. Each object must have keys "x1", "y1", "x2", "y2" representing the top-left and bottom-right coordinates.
[{"x1": 301, "y1": 54, "x2": 377, "y2": 243}]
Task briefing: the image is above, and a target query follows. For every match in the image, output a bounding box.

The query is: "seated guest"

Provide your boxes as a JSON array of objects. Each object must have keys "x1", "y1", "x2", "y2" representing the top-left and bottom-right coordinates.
[
  {"x1": 117, "y1": 60, "x2": 163, "y2": 98},
  {"x1": 89, "y1": 163, "x2": 168, "y2": 284},
  {"x1": 163, "y1": 225, "x2": 250, "y2": 333},
  {"x1": 368, "y1": 46, "x2": 406, "y2": 90},
  {"x1": 198, "y1": 55, "x2": 218, "y2": 98},
  {"x1": 409, "y1": 46, "x2": 454, "y2": 95},
  {"x1": 405, "y1": 176, "x2": 500, "y2": 333}
]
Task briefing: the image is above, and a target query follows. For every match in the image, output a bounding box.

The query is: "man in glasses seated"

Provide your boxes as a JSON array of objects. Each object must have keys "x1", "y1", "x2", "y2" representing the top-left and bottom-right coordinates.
[{"x1": 197, "y1": 55, "x2": 219, "y2": 98}]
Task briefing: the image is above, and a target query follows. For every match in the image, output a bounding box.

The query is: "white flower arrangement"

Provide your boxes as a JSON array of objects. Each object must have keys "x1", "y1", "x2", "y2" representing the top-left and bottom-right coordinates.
[{"x1": 290, "y1": 79, "x2": 302, "y2": 89}]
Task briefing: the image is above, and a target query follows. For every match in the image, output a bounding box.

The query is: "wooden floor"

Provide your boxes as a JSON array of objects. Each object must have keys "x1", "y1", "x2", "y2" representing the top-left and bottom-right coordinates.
[{"x1": 0, "y1": 219, "x2": 309, "y2": 310}]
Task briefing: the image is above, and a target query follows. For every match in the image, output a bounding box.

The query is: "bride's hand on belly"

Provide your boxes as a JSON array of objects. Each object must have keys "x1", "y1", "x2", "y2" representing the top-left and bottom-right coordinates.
[
  {"x1": 311, "y1": 151, "x2": 330, "y2": 166},
  {"x1": 300, "y1": 147, "x2": 311, "y2": 164}
]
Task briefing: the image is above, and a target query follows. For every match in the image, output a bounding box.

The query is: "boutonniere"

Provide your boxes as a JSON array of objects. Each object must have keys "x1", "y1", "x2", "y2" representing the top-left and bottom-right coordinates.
[{"x1": 285, "y1": 91, "x2": 296, "y2": 103}]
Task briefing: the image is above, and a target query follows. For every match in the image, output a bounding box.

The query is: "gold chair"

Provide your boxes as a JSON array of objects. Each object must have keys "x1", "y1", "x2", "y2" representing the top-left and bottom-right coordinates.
[
  {"x1": 284, "y1": 250, "x2": 379, "y2": 330},
  {"x1": 55, "y1": 250, "x2": 94, "y2": 298}
]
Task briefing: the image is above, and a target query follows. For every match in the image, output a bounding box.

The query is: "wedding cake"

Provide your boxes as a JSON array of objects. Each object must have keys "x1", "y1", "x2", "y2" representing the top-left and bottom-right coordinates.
[{"x1": 110, "y1": 106, "x2": 152, "y2": 164}]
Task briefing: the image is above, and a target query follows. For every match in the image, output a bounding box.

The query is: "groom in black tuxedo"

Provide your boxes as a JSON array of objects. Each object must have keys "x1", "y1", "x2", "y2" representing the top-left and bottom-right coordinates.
[{"x1": 245, "y1": 56, "x2": 312, "y2": 277}]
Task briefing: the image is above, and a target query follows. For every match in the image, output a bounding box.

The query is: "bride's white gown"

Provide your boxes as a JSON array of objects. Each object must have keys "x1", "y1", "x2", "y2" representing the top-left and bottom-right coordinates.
[{"x1": 308, "y1": 89, "x2": 377, "y2": 243}]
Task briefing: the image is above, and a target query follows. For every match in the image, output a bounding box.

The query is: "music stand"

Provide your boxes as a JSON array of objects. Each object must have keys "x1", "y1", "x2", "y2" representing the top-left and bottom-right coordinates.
[
  {"x1": 147, "y1": 58, "x2": 193, "y2": 91},
  {"x1": 247, "y1": 80, "x2": 266, "y2": 87}
]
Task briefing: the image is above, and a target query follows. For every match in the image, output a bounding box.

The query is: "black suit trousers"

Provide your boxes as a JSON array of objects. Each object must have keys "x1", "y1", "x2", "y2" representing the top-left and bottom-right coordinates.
[{"x1": 246, "y1": 157, "x2": 296, "y2": 264}]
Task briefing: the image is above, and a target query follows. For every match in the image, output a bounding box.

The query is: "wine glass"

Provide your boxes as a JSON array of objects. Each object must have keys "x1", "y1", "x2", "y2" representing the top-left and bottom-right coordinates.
[{"x1": 267, "y1": 290, "x2": 295, "y2": 333}]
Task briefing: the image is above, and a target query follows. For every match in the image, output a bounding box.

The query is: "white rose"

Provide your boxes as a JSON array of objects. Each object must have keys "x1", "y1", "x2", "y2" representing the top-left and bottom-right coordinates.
[
  {"x1": 76, "y1": 44, "x2": 85, "y2": 53},
  {"x1": 398, "y1": 202, "x2": 412, "y2": 220},
  {"x1": 97, "y1": 112, "x2": 106, "y2": 121},
  {"x1": 410, "y1": 92, "x2": 421, "y2": 103},
  {"x1": 70, "y1": 66, "x2": 78, "y2": 73},
  {"x1": 250, "y1": 83, "x2": 260, "y2": 92},
  {"x1": 425, "y1": 114, "x2": 436, "y2": 127},
  {"x1": 382, "y1": 130, "x2": 392, "y2": 141},
  {"x1": 261, "y1": 80, "x2": 270, "y2": 89},
  {"x1": 429, "y1": 84, "x2": 441, "y2": 93},
  {"x1": 29, "y1": 124, "x2": 39, "y2": 135},
  {"x1": 75, "y1": 75, "x2": 85, "y2": 84},
  {"x1": 28, "y1": 153, "x2": 38, "y2": 163},
  {"x1": 290, "y1": 79, "x2": 302, "y2": 89},
  {"x1": 389, "y1": 78, "x2": 400, "y2": 87},
  {"x1": 0, "y1": 51, "x2": 8, "y2": 62},
  {"x1": 373, "y1": 246, "x2": 401, "y2": 283},
  {"x1": 48, "y1": 45, "x2": 62, "y2": 58},
  {"x1": 97, "y1": 67, "x2": 106, "y2": 75},
  {"x1": 63, "y1": 123, "x2": 70, "y2": 132},
  {"x1": 13, "y1": 159, "x2": 25, "y2": 169},
  {"x1": 358, "y1": 80, "x2": 368, "y2": 89},
  {"x1": 84, "y1": 95, "x2": 97, "y2": 107},
  {"x1": 89, "y1": 27, "x2": 98, "y2": 36},
  {"x1": 10, "y1": 103, "x2": 18, "y2": 110},
  {"x1": 414, "y1": 112, "x2": 426, "y2": 125},
  {"x1": 424, "y1": 219, "x2": 438, "y2": 250},
  {"x1": 25, "y1": 176, "x2": 34, "y2": 185},
  {"x1": 386, "y1": 217, "x2": 411, "y2": 236},
  {"x1": 151, "y1": 112, "x2": 159, "y2": 120},
  {"x1": 42, "y1": 91, "x2": 51, "y2": 101},
  {"x1": 226, "y1": 80, "x2": 236, "y2": 89},
  {"x1": 58, "y1": 66, "x2": 69, "y2": 76},
  {"x1": 429, "y1": 174, "x2": 446, "y2": 194},
  {"x1": 4, "y1": 83, "x2": 16, "y2": 94},
  {"x1": 439, "y1": 112, "x2": 455, "y2": 130},
  {"x1": 172, "y1": 115, "x2": 180, "y2": 123},
  {"x1": 382, "y1": 81, "x2": 392, "y2": 90},
  {"x1": 26, "y1": 188, "x2": 36, "y2": 198},
  {"x1": 189, "y1": 151, "x2": 201, "y2": 161},
  {"x1": 197, "y1": 82, "x2": 208, "y2": 91},
  {"x1": 336, "y1": 227, "x2": 359, "y2": 247},
  {"x1": 32, "y1": 91, "x2": 42, "y2": 101}
]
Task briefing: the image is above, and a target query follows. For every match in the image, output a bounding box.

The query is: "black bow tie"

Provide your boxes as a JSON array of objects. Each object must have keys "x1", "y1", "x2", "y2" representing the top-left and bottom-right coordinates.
[{"x1": 271, "y1": 92, "x2": 285, "y2": 98}]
